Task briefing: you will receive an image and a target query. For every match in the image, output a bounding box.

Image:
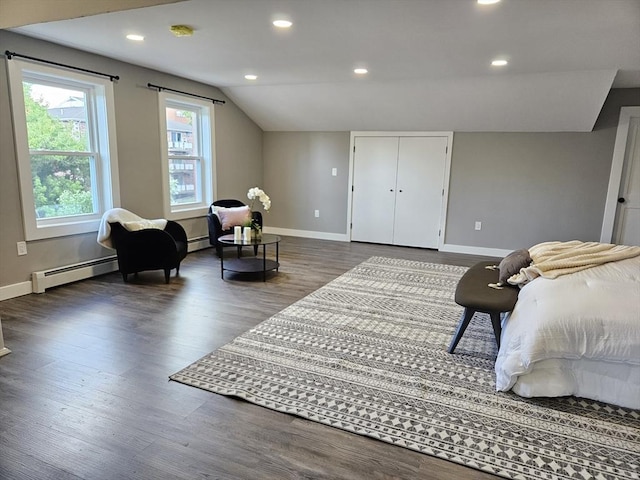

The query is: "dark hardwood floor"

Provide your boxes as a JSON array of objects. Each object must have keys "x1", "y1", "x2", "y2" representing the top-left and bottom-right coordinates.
[{"x1": 0, "y1": 237, "x2": 501, "y2": 480}]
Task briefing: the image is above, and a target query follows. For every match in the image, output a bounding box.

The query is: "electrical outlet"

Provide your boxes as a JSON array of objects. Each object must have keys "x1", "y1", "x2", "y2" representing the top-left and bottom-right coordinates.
[
  {"x1": 474, "y1": 221, "x2": 482, "y2": 231},
  {"x1": 331, "y1": 168, "x2": 337, "y2": 176},
  {"x1": 314, "y1": 210, "x2": 320, "y2": 218},
  {"x1": 17, "y1": 241, "x2": 27, "y2": 256}
]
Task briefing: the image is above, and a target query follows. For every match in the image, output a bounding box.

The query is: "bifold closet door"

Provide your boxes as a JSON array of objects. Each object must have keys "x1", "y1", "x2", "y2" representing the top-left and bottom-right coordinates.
[
  {"x1": 351, "y1": 135, "x2": 448, "y2": 248},
  {"x1": 351, "y1": 136, "x2": 399, "y2": 244},
  {"x1": 393, "y1": 136, "x2": 448, "y2": 248}
]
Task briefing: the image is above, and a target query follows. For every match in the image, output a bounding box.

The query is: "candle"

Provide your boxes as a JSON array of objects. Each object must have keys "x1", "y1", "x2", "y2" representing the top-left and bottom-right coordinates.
[
  {"x1": 243, "y1": 226, "x2": 251, "y2": 241},
  {"x1": 234, "y1": 225, "x2": 242, "y2": 241}
]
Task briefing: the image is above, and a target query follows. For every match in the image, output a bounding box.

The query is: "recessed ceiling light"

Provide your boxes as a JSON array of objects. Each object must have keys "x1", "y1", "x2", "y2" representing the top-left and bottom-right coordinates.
[
  {"x1": 491, "y1": 59, "x2": 508, "y2": 66},
  {"x1": 354, "y1": 68, "x2": 368, "y2": 75},
  {"x1": 244, "y1": 74, "x2": 258, "y2": 80},
  {"x1": 478, "y1": 0, "x2": 500, "y2": 4},
  {"x1": 126, "y1": 34, "x2": 144, "y2": 41},
  {"x1": 273, "y1": 20, "x2": 292, "y2": 28}
]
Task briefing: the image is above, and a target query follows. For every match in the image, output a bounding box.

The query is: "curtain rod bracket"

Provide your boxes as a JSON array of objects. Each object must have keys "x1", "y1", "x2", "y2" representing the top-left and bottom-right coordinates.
[{"x1": 5, "y1": 50, "x2": 119, "y2": 81}]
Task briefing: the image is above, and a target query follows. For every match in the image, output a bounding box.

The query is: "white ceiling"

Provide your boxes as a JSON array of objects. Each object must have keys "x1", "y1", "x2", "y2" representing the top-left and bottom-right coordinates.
[{"x1": 11, "y1": 0, "x2": 640, "y2": 132}]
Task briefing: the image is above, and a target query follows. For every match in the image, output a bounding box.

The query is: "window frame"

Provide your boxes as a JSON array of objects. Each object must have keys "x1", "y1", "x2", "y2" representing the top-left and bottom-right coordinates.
[
  {"x1": 7, "y1": 59, "x2": 120, "y2": 241},
  {"x1": 158, "y1": 92, "x2": 216, "y2": 220}
]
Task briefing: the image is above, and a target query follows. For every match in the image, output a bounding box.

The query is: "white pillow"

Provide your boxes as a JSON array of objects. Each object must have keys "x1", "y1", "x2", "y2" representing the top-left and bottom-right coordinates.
[{"x1": 122, "y1": 219, "x2": 167, "y2": 231}]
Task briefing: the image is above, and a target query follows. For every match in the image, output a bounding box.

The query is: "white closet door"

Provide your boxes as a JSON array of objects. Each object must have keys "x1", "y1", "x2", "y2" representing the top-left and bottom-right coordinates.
[
  {"x1": 393, "y1": 136, "x2": 448, "y2": 248},
  {"x1": 351, "y1": 136, "x2": 399, "y2": 244}
]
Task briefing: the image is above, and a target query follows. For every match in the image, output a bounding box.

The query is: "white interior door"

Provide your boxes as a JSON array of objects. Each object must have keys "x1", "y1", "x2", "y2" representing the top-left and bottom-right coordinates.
[
  {"x1": 614, "y1": 116, "x2": 640, "y2": 246},
  {"x1": 393, "y1": 136, "x2": 448, "y2": 248},
  {"x1": 351, "y1": 136, "x2": 399, "y2": 244}
]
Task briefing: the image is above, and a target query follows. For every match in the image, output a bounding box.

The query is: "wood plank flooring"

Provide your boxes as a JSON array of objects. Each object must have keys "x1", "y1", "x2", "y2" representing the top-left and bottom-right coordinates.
[{"x1": 0, "y1": 237, "x2": 502, "y2": 480}]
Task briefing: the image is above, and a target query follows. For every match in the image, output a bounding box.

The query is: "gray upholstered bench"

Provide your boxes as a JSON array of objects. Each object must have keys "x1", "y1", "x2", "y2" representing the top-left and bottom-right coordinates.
[{"x1": 448, "y1": 261, "x2": 519, "y2": 353}]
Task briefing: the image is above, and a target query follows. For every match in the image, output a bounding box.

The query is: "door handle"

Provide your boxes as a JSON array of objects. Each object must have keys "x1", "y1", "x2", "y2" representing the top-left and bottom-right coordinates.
[{"x1": 618, "y1": 197, "x2": 626, "y2": 203}]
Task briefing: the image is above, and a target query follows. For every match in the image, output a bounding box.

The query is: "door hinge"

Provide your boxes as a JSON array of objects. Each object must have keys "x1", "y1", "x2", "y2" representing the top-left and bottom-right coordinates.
[
  {"x1": 353, "y1": 146, "x2": 356, "y2": 153},
  {"x1": 442, "y1": 188, "x2": 444, "y2": 196},
  {"x1": 352, "y1": 185, "x2": 354, "y2": 192},
  {"x1": 438, "y1": 229, "x2": 441, "y2": 237},
  {"x1": 445, "y1": 146, "x2": 448, "y2": 154},
  {"x1": 350, "y1": 223, "x2": 353, "y2": 229}
]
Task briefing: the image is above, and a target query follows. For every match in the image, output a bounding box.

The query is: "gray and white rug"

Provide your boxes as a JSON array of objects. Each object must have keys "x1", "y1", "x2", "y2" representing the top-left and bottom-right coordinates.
[{"x1": 170, "y1": 256, "x2": 640, "y2": 480}]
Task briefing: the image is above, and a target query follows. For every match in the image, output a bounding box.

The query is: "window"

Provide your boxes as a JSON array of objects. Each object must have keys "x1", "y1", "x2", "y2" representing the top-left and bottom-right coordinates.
[
  {"x1": 7, "y1": 59, "x2": 120, "y2": 240},
  {"x1": 159, "y1": 92, "x2": 215, "y2": 219}
]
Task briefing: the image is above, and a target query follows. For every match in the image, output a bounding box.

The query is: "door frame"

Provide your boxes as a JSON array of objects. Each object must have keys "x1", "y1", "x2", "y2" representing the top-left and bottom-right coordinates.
[
  {"x1": 347, "y1": 131, "x2": 454, "y2": 250},
  {"x1": 600, "y1": 107, "x2": 640, "y2": 243}
]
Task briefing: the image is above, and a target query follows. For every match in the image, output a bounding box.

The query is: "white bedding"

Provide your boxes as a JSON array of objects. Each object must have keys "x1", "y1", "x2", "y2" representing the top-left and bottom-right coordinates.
[{"x1": 495, "y1": 255, "x2": 640, "y2": 409}]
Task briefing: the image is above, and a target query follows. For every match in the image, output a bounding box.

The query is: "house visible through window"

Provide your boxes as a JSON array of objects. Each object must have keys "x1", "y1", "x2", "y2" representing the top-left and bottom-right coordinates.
[
  {"x1": 159, "y1": 93, "x2": 215, "y2": 218},
  {"x1": 7, "y1": 59, "x2": 120, "y2": 240}
]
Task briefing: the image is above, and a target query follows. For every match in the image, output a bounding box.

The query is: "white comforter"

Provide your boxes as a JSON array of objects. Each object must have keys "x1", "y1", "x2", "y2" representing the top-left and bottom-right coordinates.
[{"x1": 495, "y1": 255, "x2": 640, "y2": 409}]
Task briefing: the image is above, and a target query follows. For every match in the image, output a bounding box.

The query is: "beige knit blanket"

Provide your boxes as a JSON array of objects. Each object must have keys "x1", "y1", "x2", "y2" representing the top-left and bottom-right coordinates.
[{"x1": 508, "y1": 240, "x2": 640, "y2": 286}]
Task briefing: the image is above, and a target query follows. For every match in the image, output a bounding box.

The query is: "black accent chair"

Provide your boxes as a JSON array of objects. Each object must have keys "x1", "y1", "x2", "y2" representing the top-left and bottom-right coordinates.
[
  {"x1": 207, "y1": 199, "x2": 262, "y2": 257},
  {"x1": 109, "y1": 220, "x2": 188, "y2": 283}
]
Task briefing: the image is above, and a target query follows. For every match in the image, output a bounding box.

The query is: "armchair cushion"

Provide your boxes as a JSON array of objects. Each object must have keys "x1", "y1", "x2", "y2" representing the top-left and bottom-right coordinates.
[{"x1": 122, "y1": 219, "x2": 167, "y2": 231}]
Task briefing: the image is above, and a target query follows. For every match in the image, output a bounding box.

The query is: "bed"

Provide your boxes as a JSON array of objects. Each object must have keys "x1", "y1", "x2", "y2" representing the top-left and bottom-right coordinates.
[{"x1": 494, "y1": 241, "x2": 640, "y2": 410}]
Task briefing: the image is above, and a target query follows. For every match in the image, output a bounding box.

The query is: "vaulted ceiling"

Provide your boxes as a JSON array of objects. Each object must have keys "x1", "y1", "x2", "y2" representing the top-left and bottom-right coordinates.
[{"x1": 8, "y1": 0, "x2": 640, "y2": 132}]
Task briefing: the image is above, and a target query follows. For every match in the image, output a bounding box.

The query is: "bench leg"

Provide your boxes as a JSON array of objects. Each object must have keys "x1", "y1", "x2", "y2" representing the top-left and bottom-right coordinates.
[
  {"x1": 448, "y1": 308, "x2": 475, "y2": 353},
  {"x1": 489, "y1": 312, "x2": 502, "y2": 349}
]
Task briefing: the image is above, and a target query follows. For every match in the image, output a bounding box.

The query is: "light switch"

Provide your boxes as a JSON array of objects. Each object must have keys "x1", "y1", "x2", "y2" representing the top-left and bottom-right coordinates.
[{"x1": 331, "y1": 168, "x2": 337, "y2": 176}]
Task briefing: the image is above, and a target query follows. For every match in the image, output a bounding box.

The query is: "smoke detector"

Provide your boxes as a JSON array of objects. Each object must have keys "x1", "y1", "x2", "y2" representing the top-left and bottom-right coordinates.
[{"x1": 170, "y1": 25, "x2": 194, "y2": 37}]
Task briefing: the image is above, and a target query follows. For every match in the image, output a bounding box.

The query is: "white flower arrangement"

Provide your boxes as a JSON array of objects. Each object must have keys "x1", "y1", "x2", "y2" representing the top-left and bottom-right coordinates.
[{"x1": 247, "y1": 187, "x2": 271, "y2": 211}]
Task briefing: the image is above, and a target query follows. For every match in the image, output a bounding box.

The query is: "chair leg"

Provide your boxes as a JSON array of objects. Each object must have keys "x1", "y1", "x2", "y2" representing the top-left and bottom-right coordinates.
[
  {"x1": 489, "y1": 312, "x2": 502, "y2": 349},
  {"x1": 164, "y1": 269, "x2": 171, "y2": 284},
  {"x1": 176, "y1": 263, "x2": 180, "y2": 275},
  {"x1": 121, "y1": 272, "x2": 128, "y2": 283},
  {"x1": 448, "y1": 308, "x2": 475, "y2": 353}
]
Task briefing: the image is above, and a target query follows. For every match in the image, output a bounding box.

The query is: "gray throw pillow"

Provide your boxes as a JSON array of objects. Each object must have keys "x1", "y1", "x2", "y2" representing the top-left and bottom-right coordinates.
[{"x1": 499, "y1": 249, "x2": 532, "y2": 284}]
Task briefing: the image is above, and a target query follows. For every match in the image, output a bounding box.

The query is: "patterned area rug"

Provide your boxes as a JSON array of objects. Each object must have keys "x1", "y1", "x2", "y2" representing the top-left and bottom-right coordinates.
[{"x1": 171, "y1": 257, "x2": 640, "y2": 480}]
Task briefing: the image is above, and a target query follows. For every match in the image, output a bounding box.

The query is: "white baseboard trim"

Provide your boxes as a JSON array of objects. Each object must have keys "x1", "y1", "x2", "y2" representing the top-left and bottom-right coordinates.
[
  {"x1": 0, "y1": 347, "x2": 11, "y2": 357},
  {"x1": 440, "y1": 243, "x2": 511, "y2": 258},
  {"x1": 263, "y1": 226, "x2": 350, "y2": 242},
  {"x1": 0, "y1": 281, "x2": 33, "y2": 301}
]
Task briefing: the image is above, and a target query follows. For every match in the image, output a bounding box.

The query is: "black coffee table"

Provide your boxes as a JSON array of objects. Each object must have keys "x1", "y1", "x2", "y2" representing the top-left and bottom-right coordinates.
[{"x1": 218, "y1": 233, "x2": 281, "y2": 281}]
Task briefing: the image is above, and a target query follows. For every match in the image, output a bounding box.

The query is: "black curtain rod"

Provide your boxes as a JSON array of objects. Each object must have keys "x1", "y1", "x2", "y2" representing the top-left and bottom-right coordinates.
[
  {"x1": 147, "y1": 83, "x2": 225, "y2": 105},
  {"x1": 4, "y1": 50, "x2": 119, "y2": 81}
]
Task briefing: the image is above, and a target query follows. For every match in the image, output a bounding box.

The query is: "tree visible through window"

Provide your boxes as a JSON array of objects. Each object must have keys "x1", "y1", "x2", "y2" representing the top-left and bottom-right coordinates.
[{"x1": 24, "y1": 82, "x2": 96, "y2": 218}]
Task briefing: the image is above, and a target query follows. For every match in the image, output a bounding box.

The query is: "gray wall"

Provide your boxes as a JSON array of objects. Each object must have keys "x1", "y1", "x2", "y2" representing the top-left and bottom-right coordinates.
[
  {"x1": 263, "y1": 132, "x2": 350, "y2": 234},
  {"x1": 445, "y1": 88, "x2": 640, "y2": 250},
  {"x1": 0, "y1": 31, "x2": 262, "y2": 288},
  {"x1": 260, "y1": 89, "x2": 639, "y2": 252}
]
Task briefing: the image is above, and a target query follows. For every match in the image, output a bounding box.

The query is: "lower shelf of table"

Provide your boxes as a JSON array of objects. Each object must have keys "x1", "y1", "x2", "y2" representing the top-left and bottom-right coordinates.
[{"x1": 222, "y1": 258, "x2": 279, "y2": 274}]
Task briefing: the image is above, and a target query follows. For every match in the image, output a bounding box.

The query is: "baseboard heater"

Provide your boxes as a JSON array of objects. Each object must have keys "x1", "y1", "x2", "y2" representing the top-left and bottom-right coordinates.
[
  {"x1": 188, "y1": 235, "x2": 211, "y2": 252},
  {"x1": 30, "y1": 236, "x2": 211, "y2": 294},
  {"x1": 32, "y1": 256, "x2": 119, "y2": 294}
]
